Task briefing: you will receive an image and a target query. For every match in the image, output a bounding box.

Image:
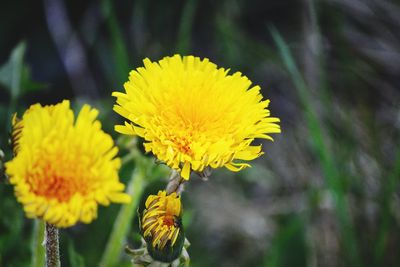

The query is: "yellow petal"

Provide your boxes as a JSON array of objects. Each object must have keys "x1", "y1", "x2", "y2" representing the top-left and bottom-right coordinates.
[{"x1": 181, "y1": 161, "x2": 191, "y2": 180}]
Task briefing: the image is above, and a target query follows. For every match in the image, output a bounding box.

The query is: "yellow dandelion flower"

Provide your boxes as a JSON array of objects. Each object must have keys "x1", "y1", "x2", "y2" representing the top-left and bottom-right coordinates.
[
  {"x1": 5, "y1": 100, "x2": 131, "y2": 228},
  {"x1": 141, "y1": 191, "x2": 182, "y2": 251},
  {"x1": 113, "y1": 55, "x2": 281, "y2": 180}
]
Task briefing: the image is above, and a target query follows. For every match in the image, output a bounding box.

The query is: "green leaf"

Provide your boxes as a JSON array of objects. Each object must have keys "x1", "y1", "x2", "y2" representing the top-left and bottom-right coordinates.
[
  {"x1": 0, "y1": 42, "x2": 26, "y2": 99},
  {"x1": 99, "y1": 148, "x2": 148, "y2": 267},
  {"x1": 31, "y1": 220, "x2": 45, "y2": 267},
  {"x1": 101, "y1": 0, "x2": 131, "y2": 84},
  {"x1": 0, "y1": 41, "x2": 47, "y2": 98},
  {"x1": 21, "y1": 65, "x2": 48, "y2": 93}
]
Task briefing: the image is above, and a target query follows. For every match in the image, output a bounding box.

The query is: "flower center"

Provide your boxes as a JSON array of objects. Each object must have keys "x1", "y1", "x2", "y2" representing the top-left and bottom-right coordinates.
[
  {"x1": 172, "y1": 136, "x2": 192, "y2": 155},
  {"x1": 26, "y1": 149, "x2": 91, "y2": 202}
]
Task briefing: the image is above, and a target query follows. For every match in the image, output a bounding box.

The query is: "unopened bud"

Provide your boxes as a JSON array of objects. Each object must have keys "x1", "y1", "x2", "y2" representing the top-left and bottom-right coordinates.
[{"x1": 140, "y1": 191, "x2": 185, "y2": 262}]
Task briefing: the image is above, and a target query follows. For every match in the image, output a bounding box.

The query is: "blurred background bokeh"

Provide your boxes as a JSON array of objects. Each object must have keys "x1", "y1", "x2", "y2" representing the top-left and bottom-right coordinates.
[{"x1": 1, "y1": 0, "x2": 400, "y2": 266}]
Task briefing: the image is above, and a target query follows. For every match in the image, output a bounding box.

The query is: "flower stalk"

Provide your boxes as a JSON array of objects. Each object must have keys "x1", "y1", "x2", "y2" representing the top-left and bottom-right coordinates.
[
  {"x1": 165, "y1": 170, "x2": 185, "y2": 195},
  {"x1": 45, "y1": 223, "x2": 60, "y2": 267},
  {"x1": 116, "y1": 54, "x2": 281, "y2": 266}
]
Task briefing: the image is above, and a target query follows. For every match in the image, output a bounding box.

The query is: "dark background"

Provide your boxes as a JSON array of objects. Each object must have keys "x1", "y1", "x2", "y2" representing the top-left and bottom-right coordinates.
[{"x1": 1, "y1": 0, "x2": 400, "y2": 266}]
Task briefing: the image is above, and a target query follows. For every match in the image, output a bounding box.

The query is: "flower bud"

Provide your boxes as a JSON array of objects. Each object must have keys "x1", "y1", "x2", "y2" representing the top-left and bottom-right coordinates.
[{"x1": 140, "y1": 190, "x2": 185, "y2": 262}]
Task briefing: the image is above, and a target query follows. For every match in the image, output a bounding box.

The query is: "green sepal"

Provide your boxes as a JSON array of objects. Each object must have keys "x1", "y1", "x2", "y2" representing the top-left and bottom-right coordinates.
[
  {"x1": 139, "y1": 206, "x2": 185, "y2": 263},
  {"x1": 145, "y1": 218, "x2": 185, "y2": 263}
]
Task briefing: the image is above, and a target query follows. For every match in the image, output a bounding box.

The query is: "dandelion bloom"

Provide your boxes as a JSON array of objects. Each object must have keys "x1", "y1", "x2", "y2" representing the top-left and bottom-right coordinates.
[
  {"x1": 113, "y1": 55, "x2": 281, "y2": 179},
  {"x1": 141, "y1": 191, "x2": 184, "y2": 261},
  {"x1": 5, "y1": 100, "x2": 131, "y2": 228}
]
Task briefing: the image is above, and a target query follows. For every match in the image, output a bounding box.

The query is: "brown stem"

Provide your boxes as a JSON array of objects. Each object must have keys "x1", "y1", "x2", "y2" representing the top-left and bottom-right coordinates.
[
  {"x1": 165, "y1": 170, "x2": 185, "y2": 195},
  {"x1": 45, "y1": 223, "x2": 60, "y2": 267}
]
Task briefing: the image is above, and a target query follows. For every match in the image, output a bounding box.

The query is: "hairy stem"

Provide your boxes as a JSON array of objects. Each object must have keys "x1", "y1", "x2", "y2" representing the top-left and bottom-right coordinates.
[
  {"x1": 166, "y1": 170, "x2": 185, "y2": 195},
  {"x1": 45, "y1": 223, "x2": 60, "y2": 267}
]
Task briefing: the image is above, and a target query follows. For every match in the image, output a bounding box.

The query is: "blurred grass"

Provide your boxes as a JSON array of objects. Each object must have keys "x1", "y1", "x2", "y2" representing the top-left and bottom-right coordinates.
[
  {"x1": 176, "y1": 0, "x2": 197, "y2": 54},
  {"x1": 0, "y1": 41, "x2": 25, "y2": 142},
  {"x1": 67, "y1": 239, "x2": 85, "y2": 267},
  {"x1": 374, "y1": 147, "x2": 400, "y2": 266},
  {"x1": 271, "y1": 27, "x2": 362, "y2": 267},
  {"x1": 263, "y1": 215, "x2": 307, "y2": 267},
  {"x1": 31, "y1": 220, "x2": 45, "y2": 267},
  {"x1": 100, "y1": 146, "x2": 147, "y2": 267},
  {"x1": 101, "y1": 0, "x2": 131, "y2": 84}
]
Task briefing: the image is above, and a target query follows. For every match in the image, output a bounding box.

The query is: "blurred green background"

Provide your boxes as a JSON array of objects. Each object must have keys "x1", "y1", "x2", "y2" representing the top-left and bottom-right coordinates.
[{"x1": 1, "y1": 0, "x2": 400, "y2": 266}]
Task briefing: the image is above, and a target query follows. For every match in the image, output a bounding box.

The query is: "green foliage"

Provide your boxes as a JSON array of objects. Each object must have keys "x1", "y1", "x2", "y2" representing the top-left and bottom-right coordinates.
[
  {"x1": 0, "y1": 42, "x2": 47, "y2": 101},
  {"x1": 176, "y1": 0, "x2": 197, "y2": 54},
  {"x1": 31, "y1": 220, "x2": 45, "y2": 267},
  {"x1": 263, "y1": 215, "x2": 307, "y2": 267},
  {"x1": 271, "y1": 27, "x2": 361, "y2": 267},
  {"x1": 67, "y1": 239, "x2": 86, "y2": 267},
  {"x1": 100, "y1": 147, "x2": 148, "y2": 267},
  {"x1": 101, "y1": 0, "x2": 131, "y2": 85},
  {"x1": 374, "y1": 148, "x2": 400, "y2": 266}
]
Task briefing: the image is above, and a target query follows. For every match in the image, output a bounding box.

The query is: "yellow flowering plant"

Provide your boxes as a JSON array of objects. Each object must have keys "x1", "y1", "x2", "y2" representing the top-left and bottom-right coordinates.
[
  {"x1": 115, "y1": 55, "x2": 281, "y2": 265},
  {"x1": 5, "y1": 100, "x2": 132, "y2": 267},
  {"x1": 6, "y1": 100, "x2": 131, "y2": 228}
]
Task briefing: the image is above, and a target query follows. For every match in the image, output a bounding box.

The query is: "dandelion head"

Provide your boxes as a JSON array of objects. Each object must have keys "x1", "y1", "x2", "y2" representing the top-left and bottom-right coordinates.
[
  {"x1": 113, "y1": 55, "x2": 281, "y2": 179},
  {"x1": 141, "y1": 191, "x2": 182, "y2": 252},
  {"x1": 5, "y1": 100, "x2": 131, "y2": 228}
]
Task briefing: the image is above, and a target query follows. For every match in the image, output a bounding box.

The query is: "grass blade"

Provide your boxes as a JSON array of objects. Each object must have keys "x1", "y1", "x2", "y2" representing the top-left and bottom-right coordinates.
[
  {"x1": 68, "y1": 239, "x2": 86, "y2": 267},
  {"x1": 374, "y1": 147, "x2": 400, "y2": 266},
  {"x1": 101, "y1": 0, "x2": 131, "y2": 84},
  {"x1": 176, "y1": 0, "x2": 197, "y2": 54},
  {"x1": 31, "y1": 219, "x2": 45, "y2": 267},
  {"x1": 99, "y1": 150, "x2": 148, "y2": 267}
]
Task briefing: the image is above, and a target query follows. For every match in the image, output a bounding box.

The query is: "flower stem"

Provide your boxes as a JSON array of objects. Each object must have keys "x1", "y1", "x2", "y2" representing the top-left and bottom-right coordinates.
[
  {"x1": 31, "y1": 219, "x2": 45, "y2": 267},
  {"x1": 45, "y1": 223, "x2": 60, "y2": 267},
  {"x1": 166, "y1": 170, "x2": 185, "y2": 195}
]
